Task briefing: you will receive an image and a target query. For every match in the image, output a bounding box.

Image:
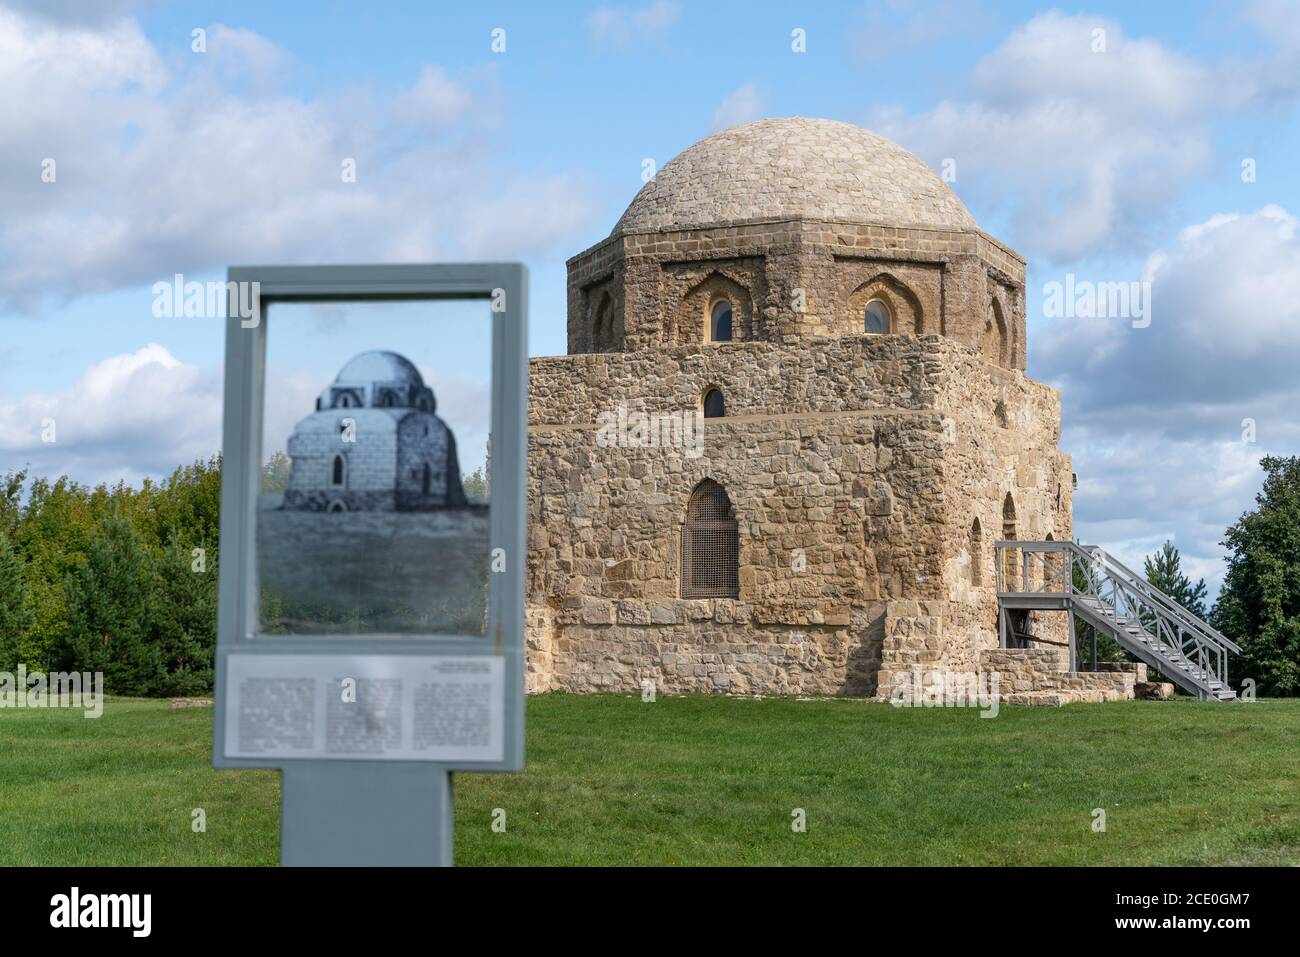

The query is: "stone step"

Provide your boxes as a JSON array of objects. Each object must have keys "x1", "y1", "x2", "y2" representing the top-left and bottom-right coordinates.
[{"x1": 1002, "y1": 691, "x2": 1071, "y2": 707}]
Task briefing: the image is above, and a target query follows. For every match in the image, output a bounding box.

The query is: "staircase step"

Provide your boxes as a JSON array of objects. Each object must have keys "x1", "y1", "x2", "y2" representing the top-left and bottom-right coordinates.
[{"x1": 1000, "y1": 545, "x2": 1237, "y2": 702}]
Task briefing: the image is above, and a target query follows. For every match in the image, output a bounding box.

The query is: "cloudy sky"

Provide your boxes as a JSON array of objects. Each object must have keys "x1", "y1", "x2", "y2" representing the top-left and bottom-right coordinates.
[{"x1": 1, "y1": 0, "x2": 1297, "y2": 595}]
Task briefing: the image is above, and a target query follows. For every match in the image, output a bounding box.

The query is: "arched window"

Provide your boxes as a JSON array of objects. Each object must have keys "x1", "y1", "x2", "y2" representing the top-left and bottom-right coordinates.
[
  {"x1": 702, "y1": 387, "x2": 725, "y2": 419},
  {"x1": 331, "y1": 454, "x2": 345, "y2": 487},
  {"x1": 864, "y1": 298, "x2": 892, "y2": 334},
  {"x1": 970, "y1": 518, "x2": 982, "y2": 586},
  {"x1": 421, "y1": 462, "x2": 431, "y2": 495},
  {"x1": 710, "y1": 300, "x2": 733, "y2": 342},
  {"x1": 982, "y1": 300, "x2": 1008, "y2": 365},
  {"x1": 680, "y1": 480, "x2": 739, "y2": 599},
  {"x1": 592, "y1": 293, "x2": 614, "y2": 352},
  {"x1": 1002, "y1": 493, "x2": 1017, "y2": 590}
]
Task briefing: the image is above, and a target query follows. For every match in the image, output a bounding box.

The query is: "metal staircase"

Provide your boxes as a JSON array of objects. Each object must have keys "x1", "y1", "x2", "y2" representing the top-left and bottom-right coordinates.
[{"x1": 995, "y1": 540, "x2": 1240, "y2": 701}]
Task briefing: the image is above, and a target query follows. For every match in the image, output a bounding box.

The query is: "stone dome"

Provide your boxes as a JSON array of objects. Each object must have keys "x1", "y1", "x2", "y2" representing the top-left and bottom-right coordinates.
[
  {"x1": 318, "y1": 350, "x2": 435, "y2": 412},
  {"x1": 613, "y1": 117, "x2": 977, "y2": 235},
  {"x1": 335, "y1": 350, "x2": 424, "y2": 387}
]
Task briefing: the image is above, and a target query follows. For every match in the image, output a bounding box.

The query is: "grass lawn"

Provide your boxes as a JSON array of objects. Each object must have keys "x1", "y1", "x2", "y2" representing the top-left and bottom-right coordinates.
[{"x1": 1, "y1": 693, "x2": 1297, "y2": 866}]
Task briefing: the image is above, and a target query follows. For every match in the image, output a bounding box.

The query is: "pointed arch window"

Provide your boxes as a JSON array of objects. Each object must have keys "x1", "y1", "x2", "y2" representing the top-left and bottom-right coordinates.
[
  {"x1": 864, "y1": 298, "x2": 892, "y2": 334},
  {"x1": 970, "y1": 518, "x2": 983, "y2": 586},
  {"x1": 592, "y1": 293, "x2": 614, "y2": 352},
  {"x1": 331, "y1": 454, "x2": 346, "y2": 488},
  {"x1": 710, "y1": 300, "x2": 733, "y2": 342},
  {"x1": 680, "y1": 480, "x2": 739, "y2": 598},
  {"x1": 702, "y1": 387, "x2": 725, "y2": 419},
  {"x1": 982, "y1": 300, "x2": 1009, "y2": 365},
  {"x1": 1002, "y1": 493, "x2": 1017, "y2": 591}
]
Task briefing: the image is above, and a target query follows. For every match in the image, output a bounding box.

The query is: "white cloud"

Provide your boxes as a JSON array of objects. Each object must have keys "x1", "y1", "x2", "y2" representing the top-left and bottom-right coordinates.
[
  {"x1": 867, "y1": 12, "x2": 1292, "y2": 263},
  {"x1": 868, "y1": 14, "x2": 1222, "y2": 261},
  {"x1": 2, "y1": 0, "x2": 155, "y2": 27},
  {"x1": 1036, "y1": 206, "x2": 1300, "y2": 594},
  {"x1": 852, "y1": 0, "x2": 991, "y2": 57},
  {"x1": 710, "y1": 84, "x2": 762, "y2": 134},
  {"x1": 0, "y1": 8, "x2": 600, "y2": 313},
  {"x1": 395, "y1": 65, "x2": 474, "y2": 129},
  {"x1": 589, "y1": 0, "x2": 681, "y2": 50},
  {"x1": 0, "y1": 343, "x2": 222, "y2": 486}
]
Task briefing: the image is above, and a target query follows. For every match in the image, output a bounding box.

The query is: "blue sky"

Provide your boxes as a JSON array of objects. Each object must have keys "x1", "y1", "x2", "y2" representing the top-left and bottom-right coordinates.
[{"x1": 1, "y1": 0, "x2": 1298, "y2": 594}]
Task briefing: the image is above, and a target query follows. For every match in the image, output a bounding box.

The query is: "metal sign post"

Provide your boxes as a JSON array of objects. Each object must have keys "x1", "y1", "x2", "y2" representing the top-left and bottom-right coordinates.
[{"x1": 212, "y1": 264, "x2": 527, "y2": 866}]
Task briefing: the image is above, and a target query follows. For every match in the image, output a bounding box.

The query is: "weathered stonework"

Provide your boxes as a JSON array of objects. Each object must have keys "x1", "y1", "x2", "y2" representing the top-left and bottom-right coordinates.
[{"x1": 528, "y1": 117, "x2": 1080, "y2": 701}]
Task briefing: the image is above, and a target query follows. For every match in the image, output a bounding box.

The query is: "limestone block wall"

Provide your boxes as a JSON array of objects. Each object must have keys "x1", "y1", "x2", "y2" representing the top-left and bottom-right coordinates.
[
  {"x1": 525, "y1": 335, "x2": 1069, "y2": 696},
  {"x1": 530, "y1": 336, "x2": 946, "y2": 425},
  {"x1": 565, "y1": 220, "x2": 1027, "y2": 368},
  {"x1": 527, "y1": 410, "x2": 946, "y2": 694},
  {"x1": 931, "y1": 339, "x2": 1073, "y2": 670},
  {"x1": 979, "y1": 649, "x2": 1136, "y2": 702},
  {"x1": 527, "y1": 337, "x2": 981, "y2": 694}
]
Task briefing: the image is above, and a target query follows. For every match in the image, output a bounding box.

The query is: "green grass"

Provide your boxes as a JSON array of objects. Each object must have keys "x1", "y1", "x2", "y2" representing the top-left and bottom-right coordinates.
[{"x1": 2, "y1": 694, "x2": 1298, "y2": 865}]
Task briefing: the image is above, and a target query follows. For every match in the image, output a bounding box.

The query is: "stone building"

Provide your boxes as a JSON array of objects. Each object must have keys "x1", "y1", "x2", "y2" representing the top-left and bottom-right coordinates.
[
  {"x1": 525, "y1": 117, "x2": 1075, "y2": 697},
  {"x1": 284, "y1": 350, "x2": 467, "y2": 511}
]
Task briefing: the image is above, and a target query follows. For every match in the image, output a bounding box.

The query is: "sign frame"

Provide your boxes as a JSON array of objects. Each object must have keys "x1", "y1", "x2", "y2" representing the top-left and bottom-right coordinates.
[{"x1": 212, "y1": 263, "x2": 527, "y2": 777}]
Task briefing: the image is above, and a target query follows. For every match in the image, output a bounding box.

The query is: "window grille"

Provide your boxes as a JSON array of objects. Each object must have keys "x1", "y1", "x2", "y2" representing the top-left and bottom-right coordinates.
[{"x1": 681, "y1": 480, "x2": 739, "y2": 598}]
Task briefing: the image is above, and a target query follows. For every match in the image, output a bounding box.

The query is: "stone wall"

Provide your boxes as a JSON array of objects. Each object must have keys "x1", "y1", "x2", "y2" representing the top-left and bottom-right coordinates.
[
  {"x1": 565, "y1": 219, "x2": 1027, "y2": 369},
  {"x1": 931, "y1": 341, "x2": 1074, "y2": 670},
  {"x1": 526, "y1": 335, "x2": 1065, "y2": 696},
  {"x1": 979, "y1": 649, "x2": 1136, "y2": 704}
]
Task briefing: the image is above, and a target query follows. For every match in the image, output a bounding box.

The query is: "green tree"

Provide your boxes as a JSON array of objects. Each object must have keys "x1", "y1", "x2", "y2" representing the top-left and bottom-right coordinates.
[
  {"x1": 58, "y1": 512, "x2": 162, "y2": 696},
  {"x1": 148, "y1": 536, "x2": 217, "y2": 696},
  {"x1": 1143, "y1": 540, "x2": 1209, "y2": 619},
  {"x1": 1214, "y1": 455, "x2": 1300, "y2": 696},
  {"x1": 13, "y1": 476, "x2": 98, "y2": 667},
  {"x1": 0, "y1": 531, "x2": 36, "y2": 670},
  {"x1": 261, "y1": 451, "x2": 290, "y2": 495},
  {"x1": 461, "y1": 440, "x2": 491, "y2": 501},
  {"x1": 461, "y1": 466, "x2": 489, "y2": 501},
  {"x1": 144, "y1": 455, "x2": 224, "y2": 553},
  {"x1": 0, "y1": 469, "x2": 24, "y2": 537}
]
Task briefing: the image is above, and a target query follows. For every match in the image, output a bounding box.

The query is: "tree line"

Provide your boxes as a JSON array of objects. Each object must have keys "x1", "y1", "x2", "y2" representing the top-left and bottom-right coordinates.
[
  {"x1": 0, "y1": 454, "x2": 1296, "y2": 697},
  {"x1": 0, "y1": 456, "x2": 222, "y2": 696}
]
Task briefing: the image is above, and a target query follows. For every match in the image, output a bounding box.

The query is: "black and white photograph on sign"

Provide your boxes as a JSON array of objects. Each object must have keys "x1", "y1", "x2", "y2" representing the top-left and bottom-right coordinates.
[{"x1": 257, "y1": 300, "x2": 492, "y2": 637}]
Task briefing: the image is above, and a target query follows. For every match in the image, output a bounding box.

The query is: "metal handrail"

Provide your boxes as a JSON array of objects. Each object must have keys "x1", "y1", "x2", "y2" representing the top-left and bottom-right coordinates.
[
  {"x1": 1081, "y1": 547, "x2": 1240, "y2": 653},
  {"x1": 996, "y1": 540, "x2": 1237, "y2": 655},
  {"x1": 993, "y1": 540, "x2": 1237, "y2": 696}
]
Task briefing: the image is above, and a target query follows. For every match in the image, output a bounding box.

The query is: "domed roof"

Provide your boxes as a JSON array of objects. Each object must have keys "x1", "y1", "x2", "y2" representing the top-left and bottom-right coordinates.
[
  {"x1": 317, "y1": 350, "x2": 436, "y2": 413},
  {"x1": 613, "y1": 117, "x2": 977, "y2": 235},
  {"x1": 334, "y1": 350, "x2": 424, "y2": 386}
]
